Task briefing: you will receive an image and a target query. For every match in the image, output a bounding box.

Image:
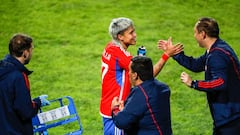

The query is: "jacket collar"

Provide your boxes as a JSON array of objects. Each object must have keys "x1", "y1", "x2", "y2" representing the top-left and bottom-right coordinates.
[{"x1": 2, "y1": 54, "x2": 33, "y2": 75}]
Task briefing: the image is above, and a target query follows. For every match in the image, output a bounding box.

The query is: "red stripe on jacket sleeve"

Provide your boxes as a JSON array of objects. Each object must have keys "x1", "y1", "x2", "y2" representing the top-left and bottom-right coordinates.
[{"x1": 198, "y1": 78, "x2": 224, "y2": 89}]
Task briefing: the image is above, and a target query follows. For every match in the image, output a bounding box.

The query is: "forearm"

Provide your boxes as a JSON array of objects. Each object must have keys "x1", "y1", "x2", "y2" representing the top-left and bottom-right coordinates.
[
  {"x1": 173, "y1": 52, "x2": 205, "y2": 72},
  {"x1": 153, "y1": 53, "x2": 169, "y2": 77},
  {"x1": 191, "y1": 78, "x2": 226, "y2": 92}
]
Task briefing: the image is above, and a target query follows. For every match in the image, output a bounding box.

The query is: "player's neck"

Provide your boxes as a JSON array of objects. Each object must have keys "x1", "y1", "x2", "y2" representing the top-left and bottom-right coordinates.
[{"x1": 206, "y1": 38, "x2": 217, "y2": 52}]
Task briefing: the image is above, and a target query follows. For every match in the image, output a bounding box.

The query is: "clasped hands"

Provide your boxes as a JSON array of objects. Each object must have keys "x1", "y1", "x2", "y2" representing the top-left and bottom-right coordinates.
[{"x1": 111, "y1": 97, "x2": 124, "y2": 111}]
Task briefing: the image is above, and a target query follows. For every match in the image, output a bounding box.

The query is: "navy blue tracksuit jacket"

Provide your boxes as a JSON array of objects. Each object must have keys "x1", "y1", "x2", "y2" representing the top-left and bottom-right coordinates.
[
  {"x1": 173, "y1": 38, "x2": 240, "y2": 128},
  {"x1": 0, "y1": 55, "x2": 41, "y2": 135},
  {"x1": 112, "y1": 78, "x2": 172, "y2": 135}
]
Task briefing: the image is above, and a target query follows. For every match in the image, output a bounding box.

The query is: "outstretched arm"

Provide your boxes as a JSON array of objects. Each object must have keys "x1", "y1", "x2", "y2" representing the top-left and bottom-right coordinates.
[{"x1": 153, "y1": 37, "x2": 183, "y2": 77}]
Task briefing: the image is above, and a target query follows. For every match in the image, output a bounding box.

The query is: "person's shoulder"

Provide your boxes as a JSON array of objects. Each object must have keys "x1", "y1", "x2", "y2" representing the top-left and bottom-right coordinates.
[
  {"x1": 214, "y1": 38, "x2": 232, "y2": 50},
  {"x1": 153, "y1": 79, "x2": 166, "y2": 84},
  {"x1": 210, "y1": 43, "x2": 233, "y2": 59},
  {"x1": 105, "y1": 44, "x2": 131, "y2": 57},
  {"x1": 104, "y1": 42, "x2": 121, "y2": 52},
  {"x1": 0, "y1": 61, "x2": 18, "y2": 75},
  {"x1": 8, "y1": 69, "x2": 23, "y2": 78},
  {"x1": 154, "y1": 79, "x2": 170, "y2": 89},
  {"x1": 0, "y1": 68, "x2": 23, "y2": 83}
]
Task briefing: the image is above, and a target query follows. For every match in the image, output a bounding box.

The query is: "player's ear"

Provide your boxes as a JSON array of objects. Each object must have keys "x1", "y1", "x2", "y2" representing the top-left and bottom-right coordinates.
[
  {"x1": 22, "y1": 50, "x2": 28, "y2": 58},
  {"x1": 201, "y1": 31, "x2": 206, "y2": 39},
  {"x1": 117, "y1": 34, "x2": 124, "y2": 41},
  {"x1": 133, "y1": 72, "x2": 138, "y2": 80}
]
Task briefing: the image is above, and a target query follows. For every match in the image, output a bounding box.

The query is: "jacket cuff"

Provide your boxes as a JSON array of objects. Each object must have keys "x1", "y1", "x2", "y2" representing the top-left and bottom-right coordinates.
[
  {"x1": 32, "y1": 97, "x2": 41, "y2": 109},
  {"x1": 191, "y1": 80, "x2": 197, "y2": 89}
]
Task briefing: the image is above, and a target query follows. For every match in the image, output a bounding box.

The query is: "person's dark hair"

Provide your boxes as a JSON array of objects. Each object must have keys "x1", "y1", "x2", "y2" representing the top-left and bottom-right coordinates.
[
  {"x1": 196, "y1": 17, "x2": 219, "y2": 38},
  {"x1": 9, "y1": 33, "x2": 33, "y2": 57},
  {"x1": 131, "y1": 56, "x2": 153, "y2": 81}
]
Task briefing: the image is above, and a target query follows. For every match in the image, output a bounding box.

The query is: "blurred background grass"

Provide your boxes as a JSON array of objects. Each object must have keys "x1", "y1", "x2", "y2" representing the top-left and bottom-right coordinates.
[{"x1": 0, "y1": 0, "x2": 239, "y2": 134}]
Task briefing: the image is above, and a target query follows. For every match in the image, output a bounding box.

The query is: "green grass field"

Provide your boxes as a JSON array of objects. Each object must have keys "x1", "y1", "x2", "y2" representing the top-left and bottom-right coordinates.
[{"x1": 1, "y1": 0, "x2": 240, "y2": 134}]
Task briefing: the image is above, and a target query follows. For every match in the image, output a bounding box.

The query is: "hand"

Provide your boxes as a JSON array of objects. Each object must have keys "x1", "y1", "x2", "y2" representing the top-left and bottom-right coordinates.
[
  {"x1": 39, "y1": 95, "x2": 50, "y2": 107},
  {"x1": 119, "y1": 100, "x2": 124, "y2": 111},
  {"x1": 165, "y1": 43, "x2": 183, "y2": 57},
  {"x1": 158, "y1": 37, "x2": 172, "y2": 51},
  {"x1": 158, "y1": 37, "x2": 183, "y2": 57},
  {"x1": 180, "y1": 72, "x2": 192, "y2": 87},
  {"x1": 111, "y1": 97, "x2": 121, "y2": 110}
]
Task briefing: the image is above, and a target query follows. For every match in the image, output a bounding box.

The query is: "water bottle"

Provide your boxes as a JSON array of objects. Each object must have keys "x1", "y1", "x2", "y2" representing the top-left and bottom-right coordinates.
[{"x1": 137, "y1": 46, "x2": 146, "y2": 56}]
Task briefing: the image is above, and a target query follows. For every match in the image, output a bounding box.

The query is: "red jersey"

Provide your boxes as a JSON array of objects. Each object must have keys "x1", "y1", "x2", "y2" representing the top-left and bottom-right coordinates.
[{"x1": 100, "y1": 42, "x2": 132, "y2": 118}]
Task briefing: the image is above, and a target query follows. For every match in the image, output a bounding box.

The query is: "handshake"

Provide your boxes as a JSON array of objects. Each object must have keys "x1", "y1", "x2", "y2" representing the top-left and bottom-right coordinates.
[{"x1": 38, "y1": 95, "x2": 50, "y2": 107}]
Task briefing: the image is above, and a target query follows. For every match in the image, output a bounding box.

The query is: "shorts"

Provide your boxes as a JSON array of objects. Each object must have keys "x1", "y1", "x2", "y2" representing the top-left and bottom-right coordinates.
[{"x1": 102, "y1": 117, "x2": 123, "y2": 135}]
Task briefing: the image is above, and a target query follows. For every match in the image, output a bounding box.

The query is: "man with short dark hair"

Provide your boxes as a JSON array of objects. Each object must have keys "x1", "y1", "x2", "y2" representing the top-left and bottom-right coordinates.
[
  {"x1": 159, "y1": 17, "x2": 240, "y2": 135},
  {"x1": 111, "y1": 56, "x2": 172, "y2": 135},
  {"x1": 0, "y1": 33, "x2": 50, "y2": 135}
]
